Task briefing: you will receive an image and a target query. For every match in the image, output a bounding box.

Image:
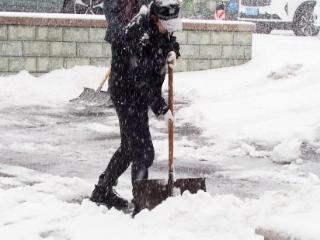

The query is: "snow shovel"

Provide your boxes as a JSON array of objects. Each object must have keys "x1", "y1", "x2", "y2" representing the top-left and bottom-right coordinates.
[
  {"x1": 70, "y1": 66, "x2": 112, "y2": 106},
  {"x1": 132, "y1": 67, "x2": 206, "y2": 215}
]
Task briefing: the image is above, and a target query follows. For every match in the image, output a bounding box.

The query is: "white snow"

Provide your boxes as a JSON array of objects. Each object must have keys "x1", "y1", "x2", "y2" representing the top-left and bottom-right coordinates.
[
  {"x1": 1, "y1": 33, "x2": 320, "y2": 239},
  {"x1": 0, "y1": 11, "x2": 106, "y2": 20},
  {"x1": 271, "y1": 139, "x2": 302, "y2": 164},
  {"x1": 0, "y1": 164, "x2": 320, "y2": 240},
  {"x1": 182, "y1": 18, "x2": 256, "y2": 26},
  {"x1": 173, "y1": 34, "x2": 320, "y2": 164},
  {"x1": 0, "y1": 11, "x2": 254, "y2": 27},
  {"x1": 0, "y1": 66, "x2": 106, "y2": 107}
]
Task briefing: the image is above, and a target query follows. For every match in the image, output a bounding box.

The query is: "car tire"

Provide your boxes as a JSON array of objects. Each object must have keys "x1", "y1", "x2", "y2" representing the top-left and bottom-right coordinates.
[
  {"x1": 256, "y1": 22, "x2": 273, "y2": 34},
  {"x1": 62, "y1": 0, "x2": 74, "y2": 13},
  {"x1": 63, "y1": 0, "x2": 104, "y2": 14},
  {"x1": 74, "y1": 0, "x2": 104, "y2": 15},
  {"x1": 293, "y1": 5, "x2": 319, "y2": 36}
]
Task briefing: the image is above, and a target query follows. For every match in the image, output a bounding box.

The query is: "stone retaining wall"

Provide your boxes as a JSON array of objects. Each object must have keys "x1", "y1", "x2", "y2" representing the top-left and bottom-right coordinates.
[{"x1": 0, "y1": 14, "x2": 255, "y2": 75}]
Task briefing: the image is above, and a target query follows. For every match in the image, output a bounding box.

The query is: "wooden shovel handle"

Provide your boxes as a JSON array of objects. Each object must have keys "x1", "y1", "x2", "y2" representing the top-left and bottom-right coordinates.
[
  {"x1": 96, "y1": 66, "x2": 111, "y2": 92},
  {"x1": 168, "y1": 66, "x2": 174, "y2": 181}
]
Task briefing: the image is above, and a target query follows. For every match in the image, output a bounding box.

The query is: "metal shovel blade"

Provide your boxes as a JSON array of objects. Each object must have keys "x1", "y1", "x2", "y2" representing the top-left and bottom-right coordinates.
[
  {"x1": 70, "y1": 87, "x2": 112, "y2": 106},
  {"x1": 70, "y1": 67, "x2": 112, "y2": 106},
  {"x1": 132, "y1": 177, "x2": 206, "y2": 213}
]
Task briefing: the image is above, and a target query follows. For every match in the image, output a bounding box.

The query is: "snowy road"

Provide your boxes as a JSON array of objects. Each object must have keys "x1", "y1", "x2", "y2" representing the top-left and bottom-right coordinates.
[
  {"x1": 0, "y1": 83, "x2": 278, "y2": 199},
  {"x1": 0, "y1": 72, "x2": 296, "y2": 199},
  {"x1": 1, "y1": 33, "x2": 320, "y2": 239}
]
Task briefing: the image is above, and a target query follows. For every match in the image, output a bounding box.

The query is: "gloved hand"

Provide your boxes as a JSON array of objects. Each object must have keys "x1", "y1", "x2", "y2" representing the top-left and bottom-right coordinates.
[
  {"x1": 169, "y1": 36, "x2": 181, "y2": 58},
  {"x1": 164, "y1": 109, "x2": 174, "y2": 124},
  {"x1": 167, "y1": 51, "x2": 177, "y2": 69},
  {"x1": 139, "y1": 5, "x2": 148, "y2": 15}
]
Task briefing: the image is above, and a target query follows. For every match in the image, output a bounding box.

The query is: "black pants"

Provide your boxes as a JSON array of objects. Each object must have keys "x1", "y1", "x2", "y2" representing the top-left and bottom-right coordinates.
[{"x1": 97, "y1": 97, "x2": 155, "y2": 189}]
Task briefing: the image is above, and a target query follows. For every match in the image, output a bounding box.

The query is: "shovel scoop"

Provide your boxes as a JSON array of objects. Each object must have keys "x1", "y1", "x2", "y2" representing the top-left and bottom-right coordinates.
[
  {"x1": 70, "y1": 67, "x2": 112, "y2": 106},
  {"x1": 132, "y1": 67, "x2": 206, "y2": 215}
]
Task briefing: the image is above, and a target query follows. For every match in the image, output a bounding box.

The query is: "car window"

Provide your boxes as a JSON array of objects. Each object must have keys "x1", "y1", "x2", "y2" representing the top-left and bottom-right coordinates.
[
  {"x1": 37, "y1": 0, "x2": 65, "y2": 13},
  {"x1": 0, "y1": 0, "x2": 37, "y2": 12},
  {"x1": 241, "y1": 0, "x2": 271, "y2": 6}
]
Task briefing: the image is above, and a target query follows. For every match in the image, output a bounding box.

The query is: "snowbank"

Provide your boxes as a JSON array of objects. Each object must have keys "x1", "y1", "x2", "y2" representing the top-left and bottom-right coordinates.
[
  {"x1": 0, "y1": 12, "x2": 253, "y2": 27},
  {"x1": 0, "y1": 12, "x2": 106, "y2": 20},
  {"x1": 1, "y1": 35, "x2": 320, "y2": 164},
  {"x1": 0, "y1": 66, "x2": 106, "y2": 107},
  {"x1": 1, "y1": 164, "x2": 320, "y2": 240},
  {"x1": 1, "y1": 33, "x2": 320, "y2": 239},
  {"x1": 173, "y1": 34, "x2": 320, "y2": 163}
]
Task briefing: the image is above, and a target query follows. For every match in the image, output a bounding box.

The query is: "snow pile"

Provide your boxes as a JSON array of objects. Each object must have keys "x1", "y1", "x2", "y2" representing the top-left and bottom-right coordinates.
[
  {"x1": 1, "y1": 32, "x2": 320, "y2": 239},
  {"x1": 173, "y1": 34, "x2": 320, "y2": 163},
  {"x1": 0, "y1": 66, "x2": 106, "y2": 107},
  {"x1": 255, "y1": 174, "x2": 320, "y2": 239},
  {"x1": 271, "y1": 139, "x2": 302, "y2": 164},
  {"x1": 0, "y1": 11, "x2": 106, "y2": 20},
  {"x1": 1, "y1": 35, "x2": 320, "y2": 163},
  {"x1": 1, "y1": 35, "x2": 320, "y2": 164},
  {"x1": 1, "y1": 164, "x2": 320, "y2": 240}
]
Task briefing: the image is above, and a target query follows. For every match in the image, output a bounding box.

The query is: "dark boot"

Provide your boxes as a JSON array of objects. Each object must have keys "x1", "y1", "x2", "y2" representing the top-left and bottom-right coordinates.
[
  {"x1": 105, "y1": 187, "x2": 129, "y2": 210},
  {"x1": 131, "y1": 199, "x2": 141, "y2": 217},
  {"x1": 90, "y1": 185, "x2": 107, "y2": 203},
  {"x1": 90, "y1": 185, "x2": 129, "y2": 210}
]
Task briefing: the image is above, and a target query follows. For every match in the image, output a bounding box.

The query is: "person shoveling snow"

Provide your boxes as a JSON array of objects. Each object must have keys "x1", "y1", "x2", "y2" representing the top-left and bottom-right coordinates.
[{"x1": 89, "y1": 0, "x2": 181, "y2": 214}]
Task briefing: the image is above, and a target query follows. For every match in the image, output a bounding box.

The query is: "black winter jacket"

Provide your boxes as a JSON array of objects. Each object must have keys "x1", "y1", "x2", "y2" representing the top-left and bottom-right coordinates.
[
  {"x1": 104, "y1": 0, "x2": 151, "y2": 44},
  {"x1": 109, "y1": 15, "x2": 180, "y2": 116}
]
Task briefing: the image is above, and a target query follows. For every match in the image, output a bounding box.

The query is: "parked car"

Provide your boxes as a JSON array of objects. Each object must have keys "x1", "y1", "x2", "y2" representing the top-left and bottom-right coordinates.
[
  {"x1": 0, "y1": 0, "x2": 104, "y2": 15},
  {"x1": 238, "y1": 0, "x2": 320, "y2": 36}
]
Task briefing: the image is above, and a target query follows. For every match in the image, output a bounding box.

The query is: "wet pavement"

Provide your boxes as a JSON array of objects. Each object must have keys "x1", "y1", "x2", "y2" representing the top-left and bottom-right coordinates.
[{"x1": 1, "y1": 95, "x2": 320, "y2": 199}]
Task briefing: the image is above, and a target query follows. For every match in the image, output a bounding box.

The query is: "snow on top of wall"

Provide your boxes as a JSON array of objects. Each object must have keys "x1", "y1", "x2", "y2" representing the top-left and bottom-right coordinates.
[
  {"x1": 182, "y1": 18, "x2": 256, "y2": 26},
  {"x1": 0, "y1": 11, "x2": 254, "y2": 27},
  {"x1": 0, "y1": 11, "x2": 106, "y2": 20}
]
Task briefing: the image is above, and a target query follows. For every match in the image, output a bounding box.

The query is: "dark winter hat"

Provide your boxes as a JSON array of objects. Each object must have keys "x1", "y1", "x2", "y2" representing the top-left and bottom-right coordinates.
[
  {"x1": 150, "y1": 0, "x2": 181, "y2": 20},
  {"x1": 150, "y1": 0, "x2": 182, "y2": 32}
]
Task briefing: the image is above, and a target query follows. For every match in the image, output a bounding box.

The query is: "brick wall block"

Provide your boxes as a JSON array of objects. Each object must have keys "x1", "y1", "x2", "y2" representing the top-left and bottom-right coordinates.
[
  {"x1": 244, "y1": 46, "x2": 252, "y2": 60},
  {"x1": 102, "y1": 43, "x2": 112, "y2": 57},
  {"x1": 36, "y1": 27, "x2": 63, "y2": 41},
  {"x1": 180, "y1": 45, "x2": 199, "y2": 58},
  {"x1": 188, "y1": 59, "x2": 211, "y2": 71},
  {"x1": 222, "y1": 46, "x2": 245, "y2": 59},
  {"x1": 0, "y1": 26, "x2": 7, "y2": 40},
  {"x1": 9, "y1": 57, "x2": 37, "y2": 72},
  {"x1": 175, "y1": 58, "x2": 188, "y2": 72},
  {"x1": 23, "y1": 42, "x2": 49, "y2": 57},
  {"x1": 90, "y1": 58, "x2": 111, "y2": 67},
  {"x1": 199, "y1": 45, "x2": 222, "y2": 59},
  {"x1": 174, "y1": 31, "x2": 188, "y2": 44},
  {"x1": 77, "y1": 43, "x2": 103, "y2": 57},
  {"x1": 211, "y1": 32, "x2": 233, "y2": 45},
  {"x1": 234, "y1": 32, "x2": 252, "y2": 45},
  {"x1": 211, "y1": 59, "x2": 223, "y2": 69},
  {"x1": 188, "y1": 31, "x2": 211, "y2": 45},
  {"x1": 8, "y1": 26, "x2": 35, "y2": 40},
  {"x1": 234, "y1": 59, "x2": 247, "y2": 66},
  {"x1": 0, "y1": 41, "x2": 22, "y2": 56},
  {"x1": 64, "y1": 58, "x2": 90, "y2": 68},
  {"x1": 0, "y1": 57, "x2": 8, "y2": 71},
  {"x1": 233, "y1": 46, "x2": 245, "y2": 59},
  {"x1": 50, "y1": 42, "x2": 76, "y2": 57},
  {"x1": 221, "y1": 59, "x2": 235, "y2": 68},
  {"x1": 63, "y1": 28, "x2": 89, "y2": 42},
  {"x1": 37, "y1": 57, "x2": 64, "y2": 72},
  {"x1": 89, "y1": 28, "x2": 106, "y2": 43}
]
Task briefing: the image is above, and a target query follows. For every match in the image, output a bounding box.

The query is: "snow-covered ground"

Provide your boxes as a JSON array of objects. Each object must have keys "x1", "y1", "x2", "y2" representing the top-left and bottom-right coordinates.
[{"x1": 1, "y1": 33, "x2": 320, "y2": 239}]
